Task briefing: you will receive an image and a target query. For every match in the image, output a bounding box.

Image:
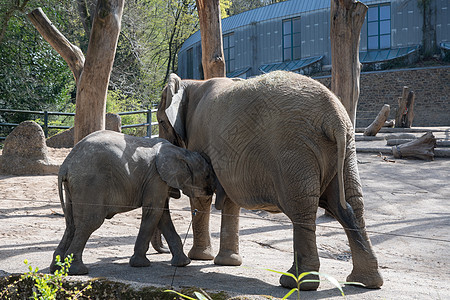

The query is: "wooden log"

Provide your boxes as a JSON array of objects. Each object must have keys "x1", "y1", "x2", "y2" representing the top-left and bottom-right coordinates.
[
  {"x1": 392, "y1": 132, "x2": 436, "y2": 160},
  {"x1": 395, "y1": 86, "x2": 415, "y2": 128},
  {"x1": 364, "y1": 104, "x2": 390, "y2": 136},
  {"x1": 386, "y1": 139, "x2": 415, "y2": 146}
]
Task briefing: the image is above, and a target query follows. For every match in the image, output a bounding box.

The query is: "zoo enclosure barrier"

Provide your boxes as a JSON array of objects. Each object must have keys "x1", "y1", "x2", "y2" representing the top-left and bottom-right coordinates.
[{"x1": 0, "y1": 108, "x2": 159, "y2": 140}]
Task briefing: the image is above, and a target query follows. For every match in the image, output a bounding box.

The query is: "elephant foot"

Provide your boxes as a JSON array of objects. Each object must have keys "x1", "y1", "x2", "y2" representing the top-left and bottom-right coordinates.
[
  {"x1": 188, "y1": 246, "x2": 214, "y2": 261},
  {"x1": 67, "y1": 260, "x2": 89, "y2": 275},
  {"x1": 279, "y1": 268, "x2": 319, "y2": 291},
  {"x1": 346, "y1": 269, "x2": 383, "y2": 289},
  {"x1": 129, "y1": 254, "x2": 151, "y2": 267},
  {"x1": 214, "y1": 250, "x2": 242, "y2": 266},
  {"x1": 171, "y1": 254, "x2": 191, "y2": 267}
]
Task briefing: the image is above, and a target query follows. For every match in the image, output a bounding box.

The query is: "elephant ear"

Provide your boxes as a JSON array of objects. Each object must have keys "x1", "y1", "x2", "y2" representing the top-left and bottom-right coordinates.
[
  {"x1": 163, "y1": 73, "x2": 187, "y2": 147},
  {"x1": 156, "y1": 143, "x2": 191, "y2": 191}
]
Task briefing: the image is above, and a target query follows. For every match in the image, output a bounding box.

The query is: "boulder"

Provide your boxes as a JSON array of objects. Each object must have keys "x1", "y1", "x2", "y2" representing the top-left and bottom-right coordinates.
[{"x1": 0, "y1": 121, "x2": 59, "y2": 175}]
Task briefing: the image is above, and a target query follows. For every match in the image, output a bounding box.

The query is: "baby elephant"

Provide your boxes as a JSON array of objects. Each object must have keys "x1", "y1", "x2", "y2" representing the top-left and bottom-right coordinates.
[{"x1": 50, "y1": 130, "x2": 214, "y2": 275}]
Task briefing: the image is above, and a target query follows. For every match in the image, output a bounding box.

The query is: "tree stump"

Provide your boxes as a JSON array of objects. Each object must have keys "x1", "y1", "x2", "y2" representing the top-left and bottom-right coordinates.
[
  {"x1": 395, "y1": 86, "x2": 415, "y2": 128},
  {"x1": 392, "y1": 132, "x2": 436, "y2": 160},
  {"x1": 364, "y1": 104, "x2": 390, "y2": 136}
]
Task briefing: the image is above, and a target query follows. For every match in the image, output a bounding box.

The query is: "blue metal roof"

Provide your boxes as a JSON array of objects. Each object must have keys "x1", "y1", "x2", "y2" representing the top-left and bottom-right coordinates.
[
  {"x1": 180, "y1": 0, "x2": 382, "y2": 52},
  {"x1": 359, "y1": 46, "x2": 419, "y2": 63},
  {"x1": 440, "y1": 42, "x2": 450, "y2": 51},
  {"x1": 226, "y1": 67, "x2": 251, "y2": 78},
  {"x1": 259, "y1": 56, "x2": 323, "y2": 73}
]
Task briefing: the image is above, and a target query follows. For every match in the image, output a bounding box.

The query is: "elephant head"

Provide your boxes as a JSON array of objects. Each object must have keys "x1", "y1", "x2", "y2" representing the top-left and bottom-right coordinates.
[{"x1": 156, "y1": 143, "x2": 214, "y2": 198}]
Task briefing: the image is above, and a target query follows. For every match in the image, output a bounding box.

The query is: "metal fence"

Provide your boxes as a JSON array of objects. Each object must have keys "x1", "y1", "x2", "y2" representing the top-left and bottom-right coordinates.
[{"x1": 0, "y1": 108, "x2": 159, "y2": 140}]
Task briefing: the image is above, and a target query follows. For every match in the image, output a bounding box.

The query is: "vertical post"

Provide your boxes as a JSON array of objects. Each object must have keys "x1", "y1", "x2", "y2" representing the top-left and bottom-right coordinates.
[
  {"x1": 196, "y1": 0, "x2": 226, "y2": 79},
  {"x1": 330, "y1": 0, "x2": 367, "y2": 127},
  {"x1": 147, "y1": 109, "x2": 151, "y2": 137},
  {"x1": 43, "y1": 110, "x2": 49, "y2": 138}
]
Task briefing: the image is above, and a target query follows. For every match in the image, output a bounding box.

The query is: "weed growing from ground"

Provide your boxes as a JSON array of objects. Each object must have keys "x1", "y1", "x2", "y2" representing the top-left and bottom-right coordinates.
[{"x1": 0, "y1": 254, "x2": 92, "y2": 300}]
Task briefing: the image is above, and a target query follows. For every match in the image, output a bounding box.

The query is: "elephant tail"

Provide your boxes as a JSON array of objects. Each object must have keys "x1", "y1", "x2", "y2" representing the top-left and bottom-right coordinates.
[
  {"x1": 58, "y1": 165, "x2": 74, "y2": 227},
  {"x1": 336, "y1": 129, "x2": 347, "y2": 210}
]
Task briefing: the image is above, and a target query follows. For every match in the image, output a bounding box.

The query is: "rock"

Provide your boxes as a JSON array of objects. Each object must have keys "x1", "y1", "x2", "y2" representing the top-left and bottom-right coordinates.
[
  {"x1": 0, "y1": 121, "x2": 59, "y2": 175},
  {"x1": 106, "y1": 113, "x2": 122, "y2": 133},
  {"x1": 46, "y1": 127, "x2": 74, "y2": 148}
]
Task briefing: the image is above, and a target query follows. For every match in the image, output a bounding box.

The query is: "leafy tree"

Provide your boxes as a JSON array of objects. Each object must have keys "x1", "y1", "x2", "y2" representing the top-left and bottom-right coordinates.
[
  {"x1": 225, "y1": 0, "x2": 285, "y2": 16},
  {"x1": 0, "y1": 3, "x2": 74, "y2": 119}
]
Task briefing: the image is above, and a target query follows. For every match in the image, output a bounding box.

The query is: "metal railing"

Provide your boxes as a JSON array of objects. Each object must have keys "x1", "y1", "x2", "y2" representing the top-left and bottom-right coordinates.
[{"x1": 0, "y1": 108, "x2": 159, "y2": 140}]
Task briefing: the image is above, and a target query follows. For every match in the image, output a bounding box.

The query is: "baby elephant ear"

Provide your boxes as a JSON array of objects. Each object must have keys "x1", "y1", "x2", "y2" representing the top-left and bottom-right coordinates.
[{"x1": 156, "y1": 144, "x2": 190, "y2": 191}]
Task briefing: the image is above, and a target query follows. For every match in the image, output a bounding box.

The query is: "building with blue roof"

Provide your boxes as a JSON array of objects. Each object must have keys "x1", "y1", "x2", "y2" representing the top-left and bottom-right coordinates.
[{"x1": 177, "y1": 0, "x2": 449, "y2": 79}]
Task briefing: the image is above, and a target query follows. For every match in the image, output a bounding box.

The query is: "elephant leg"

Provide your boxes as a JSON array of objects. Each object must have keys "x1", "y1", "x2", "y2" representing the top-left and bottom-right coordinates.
[
  {"x1": 157, "y1": 200, "x2": 191, "y2": 267},
  {"x1": 64, "y1": 217, "x2": 103, "y2": 275},
  {"x1": 281, "y1": 196, "x2": 321, "y2": 291},
  {"x1": 50, "y1": 224, "x2": 75, "y2": 273},
  {"x1": 344, "y1": 151, "x2": 383, "y2": 288},
  {"x1": 321, "y1": 156, "x2": 383, "y2": 288},
  {"x1": 130, "y1": 204, "x2": 164, "y2": 267},
  {"x1": 214, "y1": 197, "x2": 242, "y2": 266},
  {"x1": 188, "y1": 196, "x2": 214, "y2": 260}
]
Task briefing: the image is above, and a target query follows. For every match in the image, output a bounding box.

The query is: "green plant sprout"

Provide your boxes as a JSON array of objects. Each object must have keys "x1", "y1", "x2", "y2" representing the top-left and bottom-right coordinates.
[
  {"x1": 165, "y1": 267, "x2": 364, "y2": 300},
  {"x1": 0, "y1": 254, "x2": 91, "y2": 300},
  {"x1": 165, "y1": 289, "x2": 210, "y2": 300},
  {"x1": 265, "y1": 268, "x2": 363, "y2": 300}
]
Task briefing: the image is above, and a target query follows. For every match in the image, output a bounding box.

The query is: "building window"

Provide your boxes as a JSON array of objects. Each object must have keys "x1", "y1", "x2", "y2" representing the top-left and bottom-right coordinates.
[
  {"x1": 223, "y1": 33, "x2": 235, "y2": 73},
  {"x1": 187, "y1": 47, "x2": 193, "y2": 79},
  {"x1": 367, "y1": 3, "x2": 391, "y2": 50},
  {"x1": 282, "y1": 17, "x2": 301, "y2": 61}
]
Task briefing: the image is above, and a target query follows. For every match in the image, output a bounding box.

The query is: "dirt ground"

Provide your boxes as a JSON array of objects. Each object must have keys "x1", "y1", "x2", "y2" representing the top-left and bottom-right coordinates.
[{"x1": 0, "y1": 147, "x2": 449, "y2": 299}]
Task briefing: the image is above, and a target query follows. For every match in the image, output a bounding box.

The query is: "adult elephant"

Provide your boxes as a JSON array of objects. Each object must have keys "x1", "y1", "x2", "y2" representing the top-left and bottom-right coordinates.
[{"x1": 157, "y1": 71, "x2": 383, "y2": 290}]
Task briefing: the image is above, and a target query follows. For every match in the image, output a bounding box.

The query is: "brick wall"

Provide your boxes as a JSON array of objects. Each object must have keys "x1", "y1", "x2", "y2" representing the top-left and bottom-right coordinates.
[{"x1": 314, "y1": 66, "x2": 450, "y2": 127}]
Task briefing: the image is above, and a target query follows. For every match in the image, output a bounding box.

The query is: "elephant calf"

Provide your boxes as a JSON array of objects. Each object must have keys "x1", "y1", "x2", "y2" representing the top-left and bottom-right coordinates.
[{"x1": 50, "y1": 130, "x2": 214, "y2": 275}]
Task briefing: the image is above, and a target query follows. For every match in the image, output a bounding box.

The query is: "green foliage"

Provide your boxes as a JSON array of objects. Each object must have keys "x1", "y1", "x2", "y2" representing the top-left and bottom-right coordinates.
[
  {"x1": 225, "y1": 0, "x2": 286, "y2": 16},
  {"x1": 165, "y1": 289, "x2": 210, "y2": 300},
  {"x1": 0, "y1": 1, "x2": 77, "y2": 125},
  {"x1": 106, "y1": 89, "x2": 152, "y2": 137},
  {"x1": 0, "y1": 254, "x2": 92, "y2": 300},
  {"x1": 265, "y1": 268, "x2": 364, "y2": 300}
]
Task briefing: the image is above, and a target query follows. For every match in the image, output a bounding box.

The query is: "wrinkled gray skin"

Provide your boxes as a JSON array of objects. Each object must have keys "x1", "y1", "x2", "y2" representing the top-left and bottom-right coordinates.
[
  {"x1": 50, "y1": 130, "x2": 214, "y2": 275},
  {"x1": 157, "y1": 71, "x2": 383, "y2": 290}
]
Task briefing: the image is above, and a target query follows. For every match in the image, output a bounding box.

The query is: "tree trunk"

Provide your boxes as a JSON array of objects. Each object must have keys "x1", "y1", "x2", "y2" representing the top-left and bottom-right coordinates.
[
  {"x1": 419, "y1": 0, "x2": 437, "y2": 58},
  {"x1": 330, "y1": 0, "x2": 367, "y2": 127},
  {"x1": 196, "y1": 0, "x2": 226, "y2": 79},
  {"x1": 74, "y1": 0, "x2": 124, "y2": 143},
  {"x1": 395, "y1": 86, "x2": 415, "y2": 128},
  {"x1": 392, "y1": 132, "x2": 436, "y2": 161},
  {"x1": 28, "y1": 1, "x2": 124, "y2": 144},
  {"x1": 364, "y1": 104, "x2": 390, "y2": 136}
]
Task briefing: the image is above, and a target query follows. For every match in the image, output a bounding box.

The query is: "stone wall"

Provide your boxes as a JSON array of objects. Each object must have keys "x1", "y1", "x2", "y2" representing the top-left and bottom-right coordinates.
[{"x1": 314, "y1": 66, "x2": 450, "y2": 128}]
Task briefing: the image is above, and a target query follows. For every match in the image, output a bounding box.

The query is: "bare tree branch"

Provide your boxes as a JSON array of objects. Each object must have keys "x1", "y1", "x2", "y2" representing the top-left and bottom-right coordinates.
[{"x1": 27, "y1": 8, "x2": 85, "y2": 83}]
